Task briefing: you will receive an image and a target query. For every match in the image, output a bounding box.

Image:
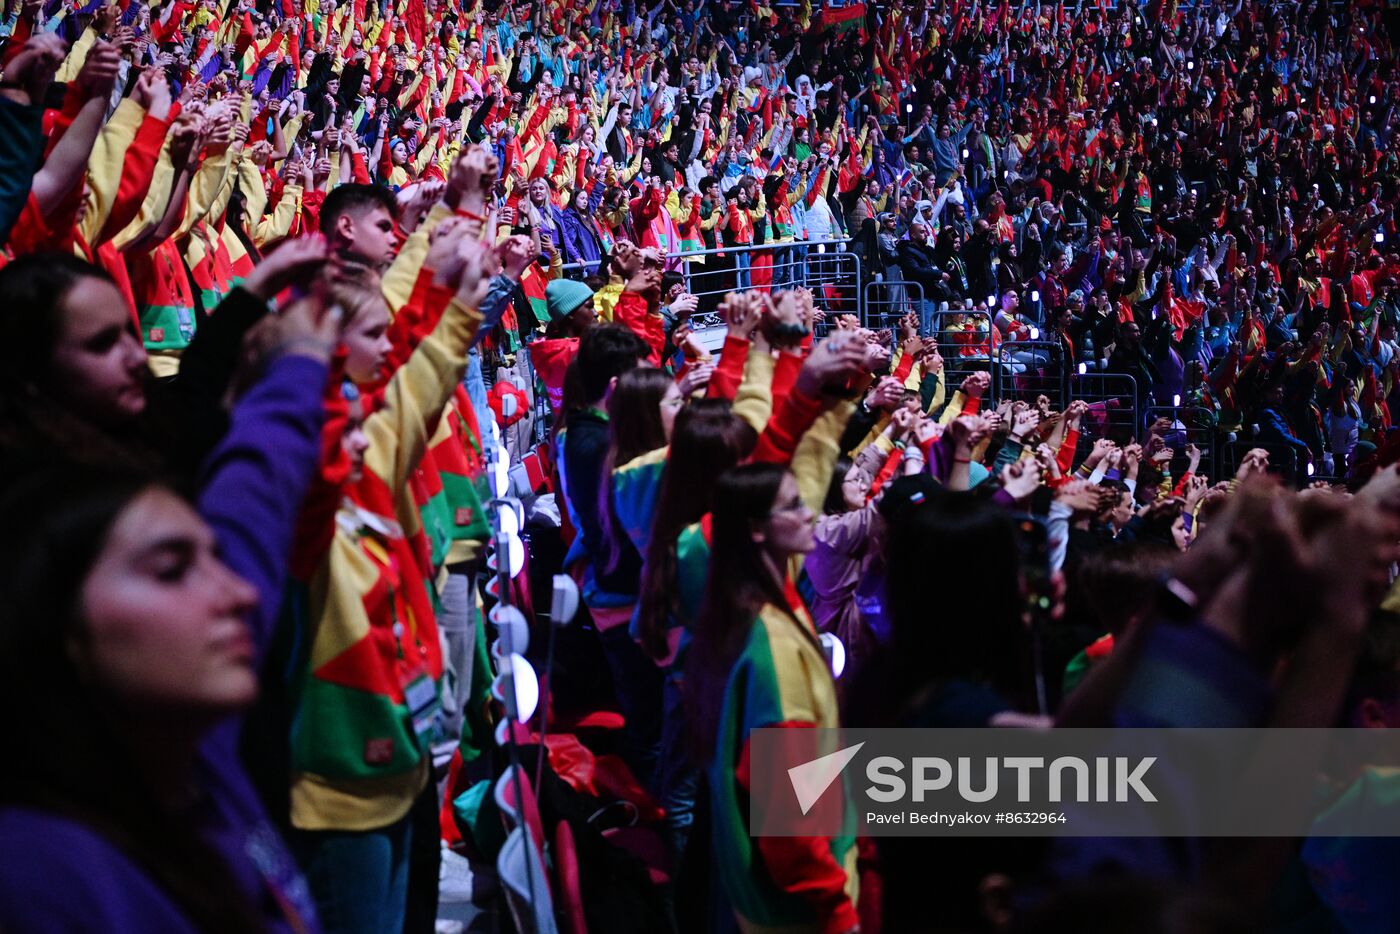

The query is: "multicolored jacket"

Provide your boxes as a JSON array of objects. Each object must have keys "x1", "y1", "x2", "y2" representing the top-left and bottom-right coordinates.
[
  {"x1": 290, "y1": 296, "x2": 483, "y2": 833},
  {"x1": 708, "y1": 594, "x2": 859, "y2": 934}
]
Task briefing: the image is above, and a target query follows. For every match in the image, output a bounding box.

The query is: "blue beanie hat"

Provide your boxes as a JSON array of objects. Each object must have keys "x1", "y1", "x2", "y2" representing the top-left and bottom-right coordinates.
[{"x1": 546, "y1": 279, "x2": 594, "y2": 322}]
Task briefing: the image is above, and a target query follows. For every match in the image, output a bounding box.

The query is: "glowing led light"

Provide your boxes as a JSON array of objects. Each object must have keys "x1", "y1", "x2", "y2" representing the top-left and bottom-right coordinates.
[
  {"x1": 490, "y1": 604, "x2": 530, "y2": 656},
  {"x1": 491, "y1": 653, "x2": 539, "y2": 723},
  {"x1": 819, "y1": 632, "x2": 846, "y2": 678},
  {"x1": 1173, "y1": 394, "x2": 1181, "y2": 407},
  {"x1": 1031, "y1": 290, "x2": 1040, "y2": 302},
  {"x1": 1028, "y1": 326, "x2": 1040, "y2": 340},
  {"x1": 487, "y1": 532, "x2": 526, "y2": 578},
  {"x1": 1078, "y1": 362, "x2": 1087, "y2": 375},
  {"x1": 1307, "y1": 462, "x2": 1316, "y2": 477}
]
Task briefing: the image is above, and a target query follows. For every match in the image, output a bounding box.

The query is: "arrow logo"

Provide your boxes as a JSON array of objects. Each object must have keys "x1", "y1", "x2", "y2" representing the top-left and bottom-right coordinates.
[{"x1": 787, "y1": 742, "x2": 865, "y2": 815}]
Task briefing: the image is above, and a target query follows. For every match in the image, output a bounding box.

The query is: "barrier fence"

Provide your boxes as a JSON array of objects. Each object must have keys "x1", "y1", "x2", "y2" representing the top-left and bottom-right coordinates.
[
  {"x1": 1072, "y1": 373, "x2": 1140, "y2": 445},
  {"x1": 927, "y1": 310, "x2": 994, "y2": 392},
  {"x1": 552, "y1": 242, "x2": 1240, "y2": 479},
  {"x1": 1220, "y1": 441, "x2": 1303, "y2": 487},
  {"x1": 863, "y1": 278, "x2": 925, "y2": 333},
  {"x1": 994, "y1": 340, "x2": 1066, "y2": 409},
  {"x1": 1145, "y1": 405, "x2": 1217, "y2": 485}
]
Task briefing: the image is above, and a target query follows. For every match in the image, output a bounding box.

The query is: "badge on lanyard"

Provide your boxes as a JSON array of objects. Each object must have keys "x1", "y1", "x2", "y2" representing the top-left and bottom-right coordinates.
[{"x1": 402, "y1": 663, "x2": 440, "y2": 743}]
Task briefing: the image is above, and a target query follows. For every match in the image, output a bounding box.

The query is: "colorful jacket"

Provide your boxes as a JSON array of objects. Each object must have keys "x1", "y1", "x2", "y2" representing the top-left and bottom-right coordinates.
[
  {"x1": 708, "y1": 596, "x2": 858, "y2": 934},
  {"x1": 290, "y1": 296, "x2": 484, "y2": 832}
]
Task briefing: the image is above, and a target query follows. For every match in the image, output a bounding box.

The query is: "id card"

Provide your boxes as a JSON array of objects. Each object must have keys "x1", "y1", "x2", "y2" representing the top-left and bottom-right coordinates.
[{"x1": 402, "y1": 668, "x2": 440, "y2": 742}]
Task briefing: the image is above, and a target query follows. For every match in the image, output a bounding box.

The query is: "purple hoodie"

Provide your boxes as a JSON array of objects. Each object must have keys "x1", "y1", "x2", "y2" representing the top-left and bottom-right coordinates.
[{"x1": 0, "y1": 353, "x2": 328, "y2": 933}]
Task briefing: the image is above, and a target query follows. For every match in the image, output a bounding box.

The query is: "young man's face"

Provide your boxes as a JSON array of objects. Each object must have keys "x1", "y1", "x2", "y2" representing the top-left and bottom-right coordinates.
[{"x1": 341, "y1": 206, "x2": 398, "y2": 268}]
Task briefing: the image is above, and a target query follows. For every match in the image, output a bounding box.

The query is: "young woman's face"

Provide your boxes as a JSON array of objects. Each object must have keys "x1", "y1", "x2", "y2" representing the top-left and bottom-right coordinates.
[
  {"x1": 50, "y1": 277, "x2": 149, "y2": 427},
  {"x1": 840, "y1": 464, "x2": 868, "y2": 511},
  {"x1": 660, "y1": 381, "x2": 685, "y2": 438},
  {"x1": 78, "y1": 489, "x2": 259, "y2": 714},
  {"x1": 343, "y1": 299, "x2": 393, "y2": 383},
  {"x1": 758, "y1": 473, "x2": 815, "y2": 556}
]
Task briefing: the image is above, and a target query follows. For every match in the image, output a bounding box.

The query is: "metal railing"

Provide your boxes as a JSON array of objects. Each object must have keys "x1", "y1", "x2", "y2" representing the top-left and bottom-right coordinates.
[
  {"x1": 1220, "y1": 441, "x2": 1303, "y2": 487},
  {"x1": 557, "y1": 238, "x2": 859, "y2": 324},
  {"x1": 1145, "y1": 404, "x2": 1217, "y2": 483},
  {"x1": 995, "y1": 340, "x2": 1066, "y2": 408},
  {"x1": 926, "y1": 310, "x2": 994, "y2": 392},
  {"x1": 1072, "y1": 372, "x2": 1140, "y2": 446},
  {"x1": 863, "y1": 278, "x2": 925, "y2": 333}
]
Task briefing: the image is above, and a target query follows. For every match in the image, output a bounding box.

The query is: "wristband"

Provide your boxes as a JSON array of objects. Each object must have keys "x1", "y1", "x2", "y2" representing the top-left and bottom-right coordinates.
[
  {"x1": 954, "y1": 456, "x2": 972, "y2": 464},
  {"x1": 456, "y1": 206, "x2": 487, "y2": 221}
]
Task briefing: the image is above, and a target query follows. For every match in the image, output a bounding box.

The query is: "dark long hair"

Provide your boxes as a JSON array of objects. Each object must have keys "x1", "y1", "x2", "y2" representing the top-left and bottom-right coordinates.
[
  {"x1": 0, "y1": 254, "x2": 160, "y2": 471},
  {"x1": 685, "y1": 464, "x2": 793, "y2": 759},
  {"x1": 822, "y1": 454, "x2": 857, "y2": 516},
  {"x1": 852, "y1": 483, "x2": 1030, "y2": 726},
  {"x1": 635, "y1": 402, "x2": 756, "y2": 660},
  {"x1": 598, "y1": 367, "x2": 672, "y2": 577},
  {"x1": 0, "y1": 461, "x2": 264, "y2": 933}
]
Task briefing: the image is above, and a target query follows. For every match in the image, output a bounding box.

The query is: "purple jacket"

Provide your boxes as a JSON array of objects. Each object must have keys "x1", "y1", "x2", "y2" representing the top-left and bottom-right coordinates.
[{"x1": 0, "y1": 354, "x2": 328, "y2": 933}]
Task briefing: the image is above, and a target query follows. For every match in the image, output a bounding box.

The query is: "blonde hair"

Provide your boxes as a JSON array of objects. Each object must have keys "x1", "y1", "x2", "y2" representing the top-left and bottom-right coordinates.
[{"x1": 327, "y1": 279, "x2": 390, "y2": 329}]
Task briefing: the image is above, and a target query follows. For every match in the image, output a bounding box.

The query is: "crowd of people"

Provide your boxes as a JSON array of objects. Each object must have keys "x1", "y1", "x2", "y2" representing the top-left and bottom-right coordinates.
[{"x1": 3, "y1": 0, "x2": 1400, "y2": 930}]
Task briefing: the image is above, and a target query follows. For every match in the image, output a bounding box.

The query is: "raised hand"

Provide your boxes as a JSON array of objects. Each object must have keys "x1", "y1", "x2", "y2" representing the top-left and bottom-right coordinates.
[
  {"x1": 1000, "y1": 457, "x2": 1043, "y2": 500},
  {"x1": 78, "y1": 40, "x2": 122, "y2": 99},
  {"x1": 960, "y1": 370, "x2": 990, "y2": 399},
  {"x1": 1, "y1": 33, "x2": 66, "y2": 105},
  {"x1": 456, "y1": 235, "x2": 502, "y2": 309},
  {"x1": 242, "y1": 234, "x2": 331, "y2": 299},
  {"x1": 677, "y1": 361, "x2": 716, "y2": 397},
  {"x1": 795, "y1": 332, "x2": 869, "y2": 398},
  {"x1": 720, "y1": 290, "x2": 766, "y2": 339},
  {"x1": 497, "y1": 234, "x2": 537, "y2": 282}
]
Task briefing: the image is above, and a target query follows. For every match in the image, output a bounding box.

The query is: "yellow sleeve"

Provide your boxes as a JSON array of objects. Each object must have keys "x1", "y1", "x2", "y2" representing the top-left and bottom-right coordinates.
[
  {"x1": 381, "y1": 201, "x2": 453, "y2": 316},
  {"x1": 77, "y1": 97, "x2": 148, "y2": 246},
  {"x1": 924, "y1": 369, "x2": 947, "y2": 417},
  {"x1": 437, "y1": 135, "x2": 462, "y2": 179},
  {"x1": 176, "y1": 145, "x2": 237, "y2": 239},
  {"x1": 202, "y1": 146, "x2": 244, "y2": 232},
  {"x1": 593, "y1": 279, "x2": 623, "y2": 322},
  {"x1": 326, "y1": 149, "x2": 343, "y2": 189},
  {"x1": 937, "y1": 390, "x2": 968, "y2": 426},
  {"x1": 733, "y1": 347, "x2": 778, "y2": 435},
  {"x1": 666, "y1": 190, "x2": 692, "y2": 224},
  {"x1": 55, "y1": 27, "x2": 97, "y2": 84},
  {"x1": 273, "y1": 114, "x2": 305, "y2": 171},
  {"x1": 790, "y1": 399, "x2": 855, "y2": 514},
  {"x1": 620, "y1": 147, "x2": 644, "y2": 183},
  {"x1": 237, "y1": 159, "x2": 269, "y2": 227},
  {"x1": 396, "y1": 72, "x2": 425, "y2": 110},
  {"x1": 254, "y1": 184, "x2": 303, "y2": 247},
  {"x1": 112, "y1": 135, "x2": 176, "y2": 251},
  {"x1": 364, "y1": 295, "x2": 485, "y2": 491},
  {"x1": 411, "y1": 132, "x2": 440, "y2": 175}
]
